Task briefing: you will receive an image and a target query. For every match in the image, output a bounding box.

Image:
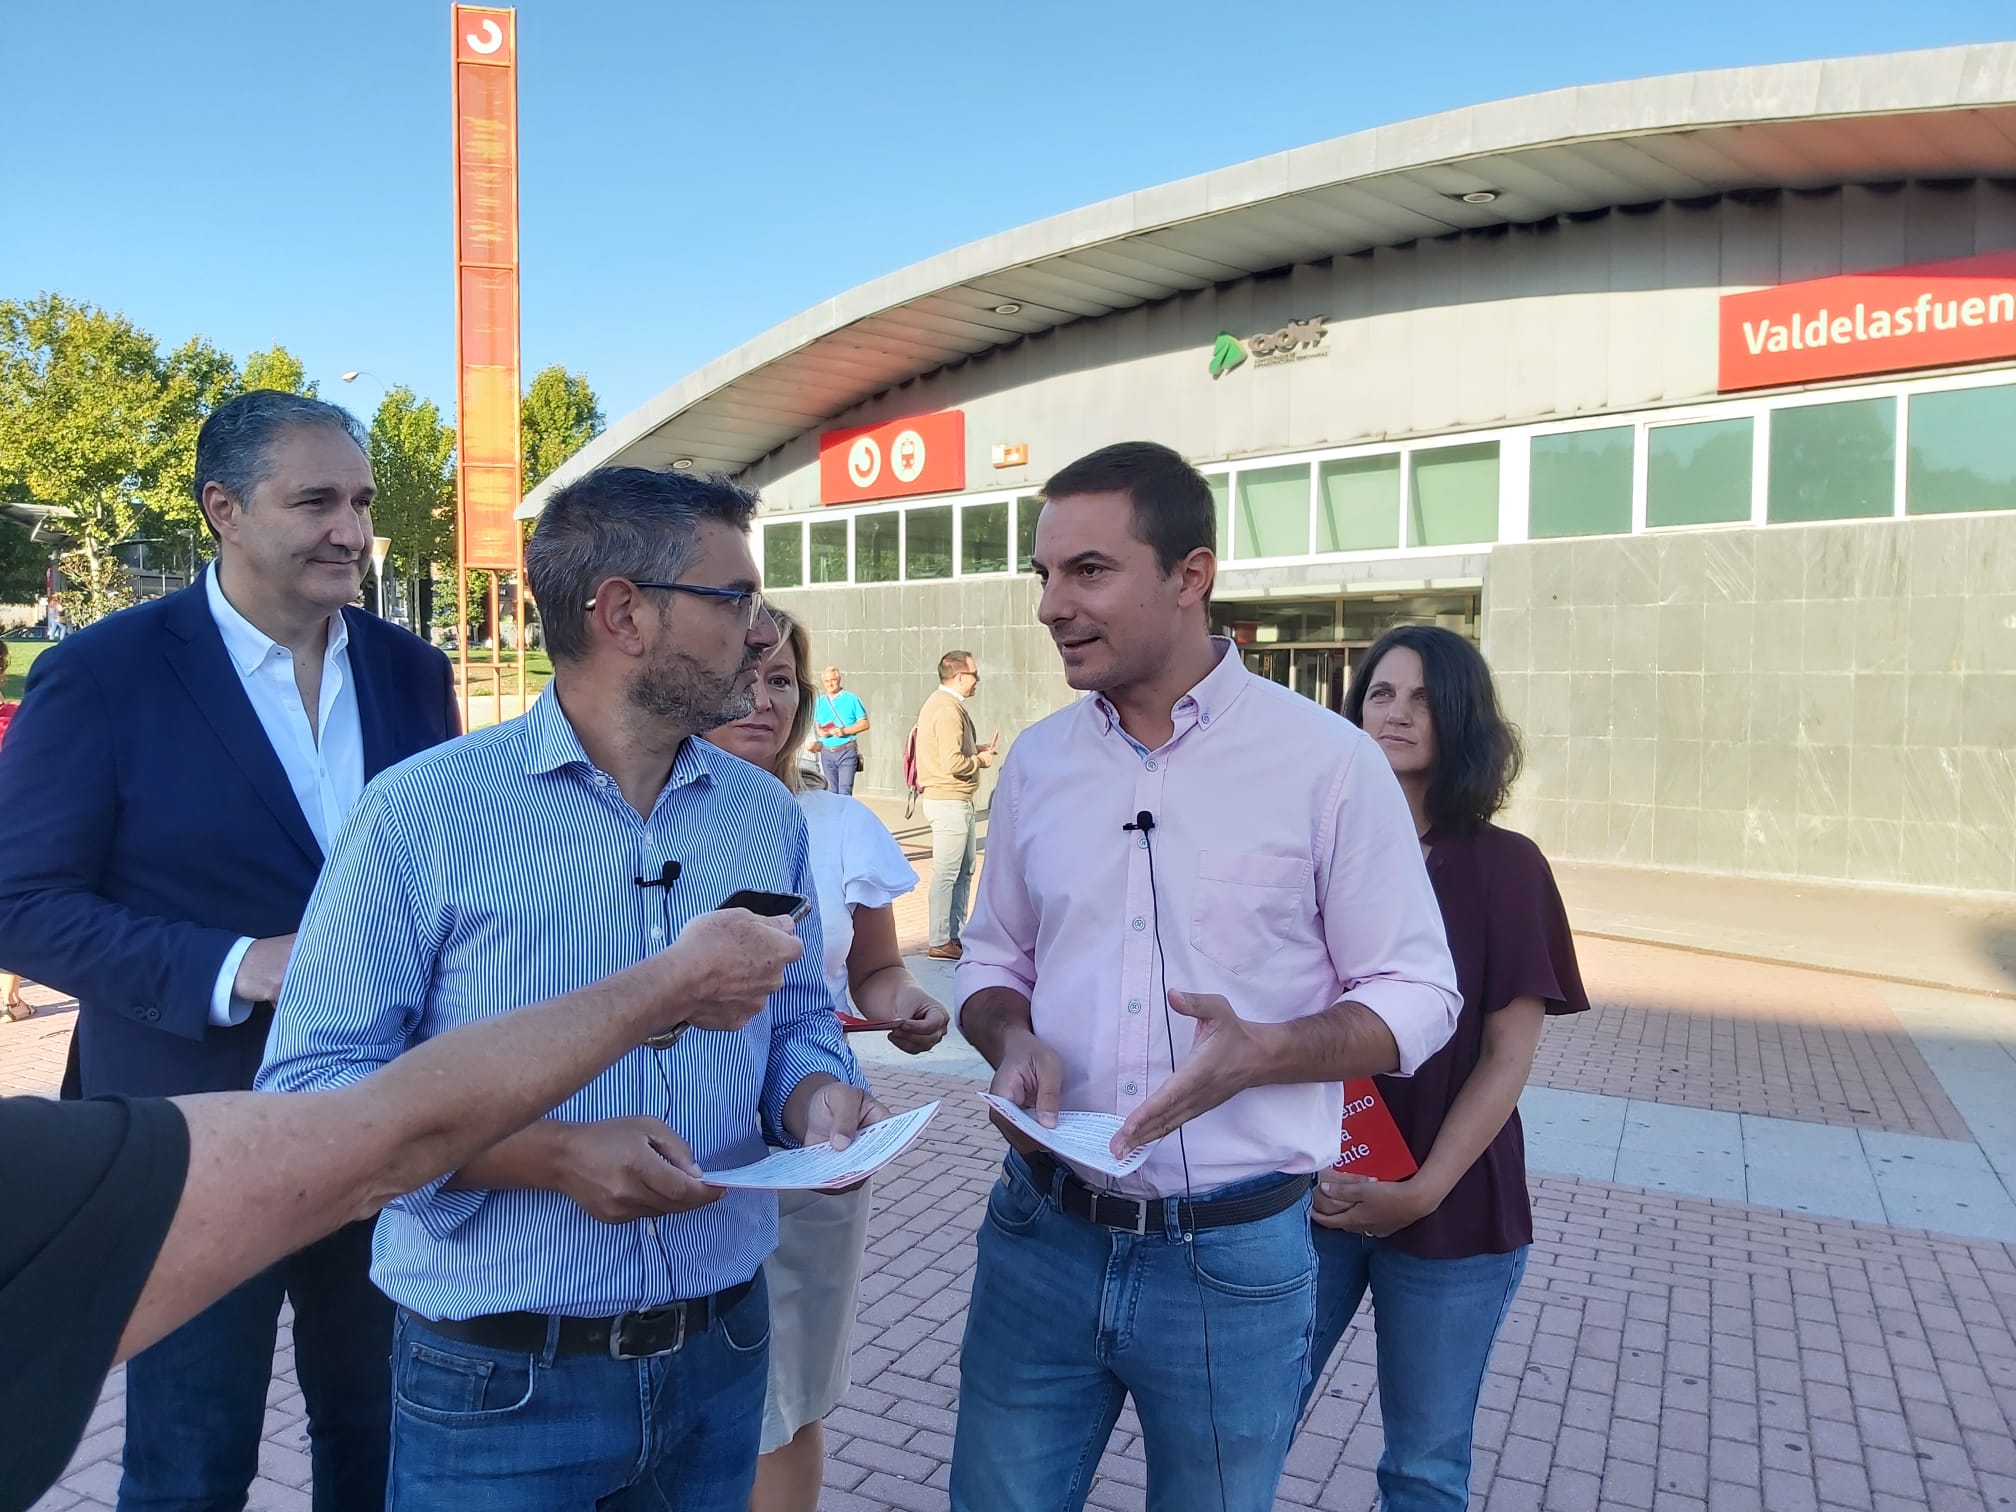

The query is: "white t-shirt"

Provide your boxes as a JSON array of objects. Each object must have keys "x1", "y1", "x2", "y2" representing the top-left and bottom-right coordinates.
[{"x1": 797, "y1": 788, "x2": 919, "y2": 1011}]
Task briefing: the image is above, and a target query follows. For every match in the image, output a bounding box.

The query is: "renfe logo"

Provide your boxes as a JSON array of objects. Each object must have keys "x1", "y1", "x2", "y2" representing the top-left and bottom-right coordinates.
[
  {"x1": 818, "y1": 411, "x2": 965, "y2": 505},
  {"x1": 1718, "y1": 251, "x2": 2016, "y2": 392}
]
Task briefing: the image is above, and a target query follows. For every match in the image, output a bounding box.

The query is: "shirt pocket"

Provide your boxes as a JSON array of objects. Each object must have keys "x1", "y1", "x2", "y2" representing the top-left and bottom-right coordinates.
[{"x1": 1189, "y1": 850, "x2": 1315, "y2": 977}]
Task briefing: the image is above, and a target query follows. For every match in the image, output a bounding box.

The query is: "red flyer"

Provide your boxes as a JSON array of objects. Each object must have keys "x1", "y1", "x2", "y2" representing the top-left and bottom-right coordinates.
[
  {"x1": 835, "y1": 1012, "x2": 900, "y2": 1034},
  {"x1": 1334, "y1": 1078, "x2": 1418, "y2": 1180}
]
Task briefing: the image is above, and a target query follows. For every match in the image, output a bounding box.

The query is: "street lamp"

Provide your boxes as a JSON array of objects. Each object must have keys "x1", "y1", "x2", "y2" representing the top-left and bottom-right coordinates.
[{"x1": 371, "y1": 536, "x2": 392, "y2": 618}]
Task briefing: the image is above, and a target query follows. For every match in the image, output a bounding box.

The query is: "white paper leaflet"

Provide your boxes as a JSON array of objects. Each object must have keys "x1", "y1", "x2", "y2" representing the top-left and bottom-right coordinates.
[
  {"x1": 702, "y1": 1101, "x2": 940, "y2": 1191},
  {"x1": 980, "y1": 1093, "x2": 1160, "y2": 1178}
]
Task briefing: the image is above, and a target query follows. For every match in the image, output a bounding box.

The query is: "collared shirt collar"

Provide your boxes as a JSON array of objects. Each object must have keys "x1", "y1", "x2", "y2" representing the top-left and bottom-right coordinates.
[
  {"x1": 520, "y1": 682, "x2": 718, "y2": 797},
  {"x1": 1092, "y1": 635, "x2": 1249, "y2": 748},
  {"x1": 205, "y1": 563, "x2": 347, "y2": 677},
  {"x1": 938, "y1": 683, "x2": 967, "y2": 702}
]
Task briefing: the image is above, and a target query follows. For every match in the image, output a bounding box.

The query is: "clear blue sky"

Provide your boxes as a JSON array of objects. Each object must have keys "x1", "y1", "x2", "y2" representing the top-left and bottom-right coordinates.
[{"x1": 4, "y1": 1, "x2": 2009, "y2": 423}]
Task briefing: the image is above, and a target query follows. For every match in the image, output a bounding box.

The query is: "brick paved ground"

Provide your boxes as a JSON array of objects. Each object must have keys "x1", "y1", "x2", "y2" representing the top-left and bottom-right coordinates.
[
  {"x1": 15, "y1": 840, "x2": 2016, "y2": 1509},
  {"x1": 33, "y1": 1066, "x2": 2014, "y2": 1512},
  {"x1": 1535, "y1": 938, "x2": 1972, "y2": 1140}
]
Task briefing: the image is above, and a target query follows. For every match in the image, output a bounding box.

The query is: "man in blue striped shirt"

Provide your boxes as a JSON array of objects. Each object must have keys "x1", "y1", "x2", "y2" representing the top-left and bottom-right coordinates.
[{"x1": 258, "y1": 467, "x2": 886, "y2": 1511}]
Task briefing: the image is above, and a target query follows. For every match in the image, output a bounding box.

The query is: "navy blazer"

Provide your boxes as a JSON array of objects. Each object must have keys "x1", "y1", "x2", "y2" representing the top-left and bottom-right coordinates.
[{"x1": 0, "y1": 580, "x2": 459, "y2": 1098}]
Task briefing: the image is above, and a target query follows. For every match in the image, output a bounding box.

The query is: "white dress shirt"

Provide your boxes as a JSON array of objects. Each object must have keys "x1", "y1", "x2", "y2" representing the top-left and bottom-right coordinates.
[{"x1": 205, "y1": 566, "x2": 363, "y2": 1026}]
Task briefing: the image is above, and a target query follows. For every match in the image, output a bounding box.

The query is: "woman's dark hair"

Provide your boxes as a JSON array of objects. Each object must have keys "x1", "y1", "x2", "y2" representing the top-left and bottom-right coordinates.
[{"x1": 1342, "y1": 625, "x2": 1522, "y2": 834}]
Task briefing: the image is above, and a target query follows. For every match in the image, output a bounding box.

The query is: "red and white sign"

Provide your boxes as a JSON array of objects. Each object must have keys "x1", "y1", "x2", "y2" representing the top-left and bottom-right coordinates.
[
  {"x1": 1718, "y1": 251, "x2": 2016, "y2": 392},
  {"x1": 819, "y1": 411, "x2": 965, "y2": 505},
  {"x1": 1335, "y1": 1078, "x2": 1417, "y2": 1181}
]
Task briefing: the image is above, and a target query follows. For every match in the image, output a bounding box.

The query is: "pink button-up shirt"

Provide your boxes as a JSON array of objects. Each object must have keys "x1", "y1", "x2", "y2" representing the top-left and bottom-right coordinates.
[{"x1": 955, "y1": 639, "x2": 1459, "y2": 1197}]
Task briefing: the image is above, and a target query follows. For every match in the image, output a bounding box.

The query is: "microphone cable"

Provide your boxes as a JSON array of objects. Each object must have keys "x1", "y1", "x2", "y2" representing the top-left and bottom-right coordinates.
[{"x1": 1133, "y1": 810, "x2": 1230, "y2": 1509}]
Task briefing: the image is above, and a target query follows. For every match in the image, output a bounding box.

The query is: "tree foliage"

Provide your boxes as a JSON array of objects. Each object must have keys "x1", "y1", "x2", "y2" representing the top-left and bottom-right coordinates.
[
  {"x1": 521, "y1": 365, "x2": 604, "y2": 492},
  {"x1": 241, "y1": 345, "x2": 318, "y2": 398},
  {"x1": 0, "y1": 295, "x2": 180, "y2": 622},
  {"x1": 367, "y1": 386, "x2": 456, "y2": 580},
  {"x1": 0, "y1": 516, "x2": 48, "y2": 605}
]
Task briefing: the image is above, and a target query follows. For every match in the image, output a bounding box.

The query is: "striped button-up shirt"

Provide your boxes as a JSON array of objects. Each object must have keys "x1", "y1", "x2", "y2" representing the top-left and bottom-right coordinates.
[{"x1": 256, "y1": 685, "x2": 853, "y2": 1320}]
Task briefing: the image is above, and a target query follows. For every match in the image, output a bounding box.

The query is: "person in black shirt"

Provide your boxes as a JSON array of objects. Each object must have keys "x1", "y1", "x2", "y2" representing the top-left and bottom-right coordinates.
[{"x1": 0, "y1": 907, "x2": 801, "y2": 1512}]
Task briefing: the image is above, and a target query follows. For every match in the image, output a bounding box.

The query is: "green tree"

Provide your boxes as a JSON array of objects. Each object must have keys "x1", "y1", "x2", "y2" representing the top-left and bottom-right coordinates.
[
  {"x1": 0, "y1": 515, "x2": 49, "y2": 605},
  {"x1": 0, "y1": 295, "x2": 180, "y2": 623},
  {"x1": 520, "y1": 365, "x2": 604, "y2": 491},
  {"x1": 147, "y1": 334, "x2": 244, "y2": 541},
  {"x1": 240, "y1": 345, "x2": 319, "y2": 398},
  {"x1": 367, "y1": 386, "x2": 456, "y2": 626}
]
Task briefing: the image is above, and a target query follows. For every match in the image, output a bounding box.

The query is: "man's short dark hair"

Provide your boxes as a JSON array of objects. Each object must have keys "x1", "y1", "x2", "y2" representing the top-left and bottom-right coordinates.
[
  {"x1": 1040, "y1": 441, "x2": 1215, "y2": 574},
  {"x1": 526, "y1": 466, "x2": 759, "y2": 662},
  {"x1": 193, "y1": 390, "x2": 369, "y2": 537},
  {"x1": 938, "y1": 650, "x2": 974, "y2": 683}
]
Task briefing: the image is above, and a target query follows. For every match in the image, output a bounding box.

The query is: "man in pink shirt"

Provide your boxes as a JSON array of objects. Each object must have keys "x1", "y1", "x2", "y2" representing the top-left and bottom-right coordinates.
[{"x1": 950, "y1": 441, "x2": 1459, "y2": 1512}]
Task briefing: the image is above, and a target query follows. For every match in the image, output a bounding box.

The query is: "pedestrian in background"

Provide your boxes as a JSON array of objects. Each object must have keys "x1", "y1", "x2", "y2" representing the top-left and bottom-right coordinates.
[
  {"x1": 806, "y1": 664, "x2": 869, "y2": 795},
  {"x1": 916, "y1": 650, "x2": 994, "y2": 961}
]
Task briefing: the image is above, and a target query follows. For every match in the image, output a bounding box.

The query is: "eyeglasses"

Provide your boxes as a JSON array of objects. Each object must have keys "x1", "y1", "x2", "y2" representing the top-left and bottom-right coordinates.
[{"x1": 585, "y1": 580, "x2": 772, "y2": 630}]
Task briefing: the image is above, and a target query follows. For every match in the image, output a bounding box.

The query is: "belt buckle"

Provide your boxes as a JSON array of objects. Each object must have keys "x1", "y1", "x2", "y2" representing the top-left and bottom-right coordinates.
[
  {"x1": 608, "y1": 1303, "x2": 686, "y2": 1360},
  {"x1": 1113, "y1": 1195, "x2": 1150, "y2": 1236}
]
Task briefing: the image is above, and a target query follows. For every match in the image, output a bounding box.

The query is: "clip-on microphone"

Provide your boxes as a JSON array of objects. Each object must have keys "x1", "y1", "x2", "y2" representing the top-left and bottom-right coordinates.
[{"x1": 633, "y1": 860, "x2": 682, "y2": 892}]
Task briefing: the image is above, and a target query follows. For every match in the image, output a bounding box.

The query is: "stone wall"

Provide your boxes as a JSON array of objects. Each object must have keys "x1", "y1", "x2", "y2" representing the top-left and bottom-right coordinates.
[{"x1": 1487, "y1": 514, "x2": 2016, "y2": 895}]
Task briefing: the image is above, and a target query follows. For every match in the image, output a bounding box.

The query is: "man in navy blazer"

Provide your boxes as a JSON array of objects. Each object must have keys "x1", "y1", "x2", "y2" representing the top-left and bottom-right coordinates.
[{"x1": 0, "y1": 390, "x2": 459, "y2": 1510}]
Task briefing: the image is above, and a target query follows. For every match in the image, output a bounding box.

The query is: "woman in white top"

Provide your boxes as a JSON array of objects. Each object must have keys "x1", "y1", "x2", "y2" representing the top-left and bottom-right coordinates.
[{"x1": 703, "y1": 612, "x2": 950, "y2": 1512}]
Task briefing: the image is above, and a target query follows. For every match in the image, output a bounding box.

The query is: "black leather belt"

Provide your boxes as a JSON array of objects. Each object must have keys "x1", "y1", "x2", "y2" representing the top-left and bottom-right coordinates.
[
  {"x1": 410, "y1": 1277, "x2": 756, "y2": 1360},
  {"x1": 1022, "y1": 1151, "x2": 1313, "y2": 1236}
]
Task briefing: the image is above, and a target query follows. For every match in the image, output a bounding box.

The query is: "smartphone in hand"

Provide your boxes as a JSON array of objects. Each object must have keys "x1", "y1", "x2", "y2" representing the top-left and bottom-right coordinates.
[{"x1": 719, "y1": 888, "x2": 812, "y2": 924}]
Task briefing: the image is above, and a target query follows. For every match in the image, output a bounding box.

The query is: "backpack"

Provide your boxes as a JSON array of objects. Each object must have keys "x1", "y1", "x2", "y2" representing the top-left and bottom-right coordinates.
[{"x1": 902, "y1": 725, "x2": 922, "y2": 818}]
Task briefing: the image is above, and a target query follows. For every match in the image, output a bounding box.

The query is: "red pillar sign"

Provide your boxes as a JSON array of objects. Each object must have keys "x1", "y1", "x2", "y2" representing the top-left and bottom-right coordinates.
[{"x1": 452, "y1": 5, "x2": 521, "y2": 571}]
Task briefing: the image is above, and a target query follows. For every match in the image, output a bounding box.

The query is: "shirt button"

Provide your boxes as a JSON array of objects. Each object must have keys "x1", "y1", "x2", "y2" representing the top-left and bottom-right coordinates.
[
  {"x1": 1127, "y1": 999, "x2": 1142, "y2": 1014},
  {"x1": 1145, "y1": 759, "x2": 1159, "y2": 772},
  {"x1": 1201, "y1": 713, "x2": 1212, "y2": 725},
  {"x1": 650, "y1": 927, "x2": 664, "y2": 941},
  {"x1": 1124, "y1": 1081, "x2": 1138, "y2": 1095},
  {"x1": 1131, "y1": 917, "x2": 1146, "y2": 932}
]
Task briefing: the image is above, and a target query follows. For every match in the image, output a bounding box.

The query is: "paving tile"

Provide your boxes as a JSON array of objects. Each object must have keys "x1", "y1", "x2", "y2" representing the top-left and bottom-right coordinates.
[{"x1": 13, "y1": 914, "x2": 2016, "y2": 1512}]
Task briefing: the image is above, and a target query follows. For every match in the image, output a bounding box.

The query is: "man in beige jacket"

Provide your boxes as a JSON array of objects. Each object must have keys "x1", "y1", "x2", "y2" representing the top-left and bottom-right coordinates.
[{"x1": 916, "y1": 650, "x2": 995, "y2": 960}]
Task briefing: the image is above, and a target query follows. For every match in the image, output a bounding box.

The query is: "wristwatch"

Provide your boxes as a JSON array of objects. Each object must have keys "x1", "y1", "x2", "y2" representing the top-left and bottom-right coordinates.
[{"x1": 645, "y1": 1024, "x2": 689, "y2": 1051}]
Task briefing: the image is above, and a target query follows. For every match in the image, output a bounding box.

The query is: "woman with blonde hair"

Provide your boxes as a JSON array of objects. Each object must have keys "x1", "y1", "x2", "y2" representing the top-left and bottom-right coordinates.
[{"x1": 703, "y1": 611, "x2": 949, "y2": 1512}]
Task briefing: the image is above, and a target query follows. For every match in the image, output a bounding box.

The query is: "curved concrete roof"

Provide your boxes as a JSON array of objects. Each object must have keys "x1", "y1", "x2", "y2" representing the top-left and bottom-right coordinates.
[{"x1": 519, "y1": 42, "x2": 2016, "y2": 517}]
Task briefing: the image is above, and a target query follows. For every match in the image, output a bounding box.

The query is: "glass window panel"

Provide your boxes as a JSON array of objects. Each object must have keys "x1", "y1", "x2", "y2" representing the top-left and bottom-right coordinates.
[
  {"x1": 1907, "y1": 385, "x2": 2016, "y2": 515},
  {"x1": 808, "y1": 519, "x2": 849, "y2": 583},
  {"x1": 1207, "y1": 475, "x2": 1229, "y2": 559},
  {"x1": 856, "y1": 512, "x2": 900, "y2": 583},
  {"x1": 1317, "y1": 454, "x2": 1400, "y2": 552},
  {"x1": 1529, "y1": 426, "x2": 1634, "y2": 539},
  {"x1": 1647, "y1": 418, "x2": 1753, "y2": 528},
  {"x1": 1767, "y1": 397, "x2": 1896, "y2": 523},
  {"x1": 1015, "y1": 496, "x2": 1041, "y2": 573},
  {"x1": 905, "y1": 505, "x2": 953, "y2": 580},
  {"x1": 961, "y1": 501, "x2": 1010, "y2": 575},
  {"x1": 1408, "y1": 442, "x2": 1500, "y2": 547},
  {"x1": 761, "y1": 520, "x2": 802, "y2": 589},
  {"x1": 1234, "y1": 464, "x2": 1311, "y2": 559}
]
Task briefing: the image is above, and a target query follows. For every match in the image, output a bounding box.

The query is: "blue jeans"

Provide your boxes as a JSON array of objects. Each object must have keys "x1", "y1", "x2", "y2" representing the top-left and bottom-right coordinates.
[
  {"x1": 120, "y1": 1218, "x2": 390, "y2": 1511},
  {"x1": 1302, "y1": 1229, "x2": 1529, "y2": 1512},
  {"x1": 818, "y1": 743, "x2": 858, "y2": 795},
  {"x1": 386, "y1": 1271, "x2": 770, "y2": 1510},
  {"x1": 952, "y1": 1151, "x2": 1316, "y2": 1512}
]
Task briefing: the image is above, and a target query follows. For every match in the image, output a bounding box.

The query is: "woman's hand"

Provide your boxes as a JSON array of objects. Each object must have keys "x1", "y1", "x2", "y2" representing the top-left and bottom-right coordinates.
[
  {"x1": 1311, "y1": 1171, "x2": 1444, "y2": 1238},
  {"x1": 888, "y1": 982, "x2": 950, "y2": 1055}
]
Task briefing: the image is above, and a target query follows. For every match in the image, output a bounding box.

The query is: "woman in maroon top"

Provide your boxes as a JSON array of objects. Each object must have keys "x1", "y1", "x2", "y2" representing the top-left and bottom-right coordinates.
[{"x1": 1300, "y1": 625, "x2": 1588, "y2": 1512}]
